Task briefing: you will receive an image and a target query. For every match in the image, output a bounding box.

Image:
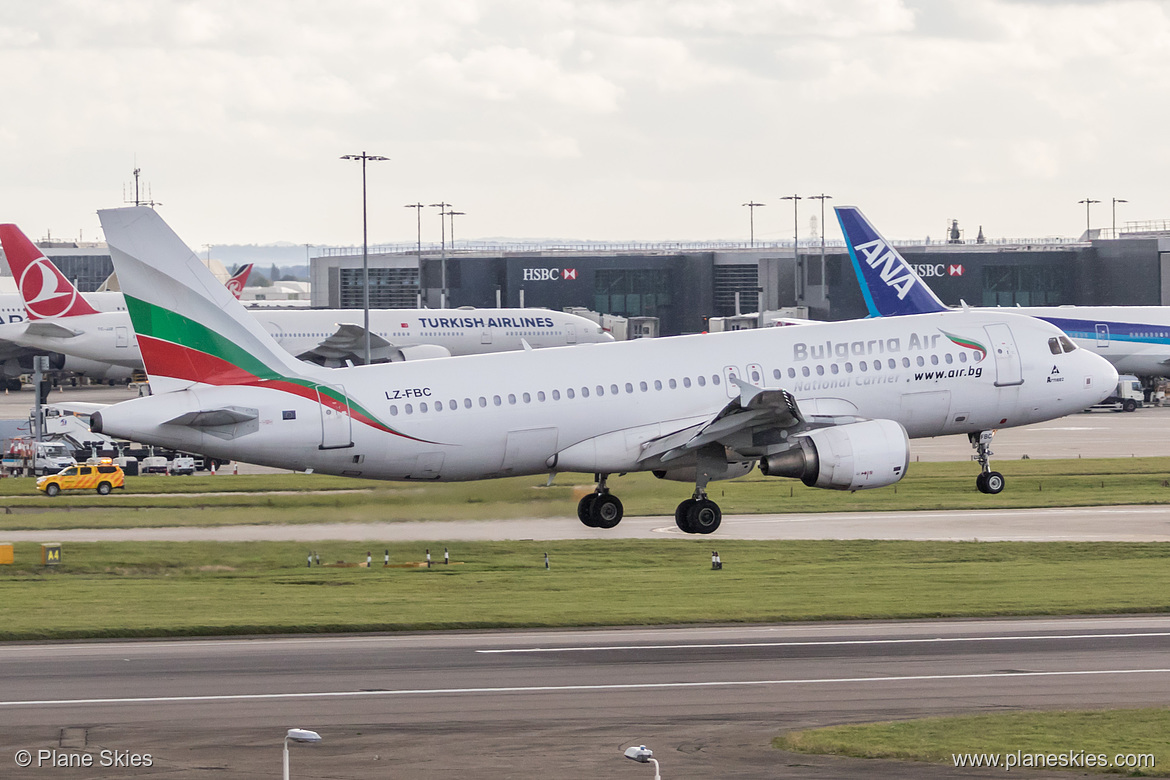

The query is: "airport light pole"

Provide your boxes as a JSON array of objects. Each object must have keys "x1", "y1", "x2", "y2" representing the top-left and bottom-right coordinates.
[
  {"x1": 447, "y1": 210, "x2": 465, "y2": 249},
  {"x1": 283, "y1": 729, "x2": 322, "y2": 780},
  {"x1": 341, "y1": 151, "x2": 389, "y2": 365},
  {"x1": 807, "y1": 193, "x2": 832, "y2": 301},
  {"x1": 742, "y1": 202, "x2": 765, "y2": 248},
  {"x1": 780, "y1": 194, "x2": 802, "y2": 304},
  {"x1": 429, "y1": 202, "x2": 451, "y2": 307},
  {"x1": 1078, "y1": 198, "x2": 1100, "y2": 238},
  {"x1": 1112, "y1": 198, "x2": 1127, "y2": 238},
  {"x1": 404, "y1": 202, "x2": 424, "y2": 280}
]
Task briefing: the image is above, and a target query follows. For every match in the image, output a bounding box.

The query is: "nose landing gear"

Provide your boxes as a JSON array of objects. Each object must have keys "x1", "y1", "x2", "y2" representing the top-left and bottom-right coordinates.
[
  {"x1": 970, "y1": 431, "x2": 1005, "y2": 494},
  {"x1": 576, "y1": 473, "x2": 624, "y2": 529}
]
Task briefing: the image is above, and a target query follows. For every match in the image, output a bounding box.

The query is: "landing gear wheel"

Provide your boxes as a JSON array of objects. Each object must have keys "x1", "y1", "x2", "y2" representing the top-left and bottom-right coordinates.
[
  {"x1": 577, "y1": 493, "x2": 598, "y2": 527},
  {"x1": 590, "y1": 493, "x2": 624, "y2": 529},
  {"x1": 675, "y1": 498, "x2": 697, "y2": 532},
  {"x1": 687, "y1": 498, "x2": 722, "y2": 534},
  {"x1": 978, "y1": 471, "x2": 1005, "y2": 495}
]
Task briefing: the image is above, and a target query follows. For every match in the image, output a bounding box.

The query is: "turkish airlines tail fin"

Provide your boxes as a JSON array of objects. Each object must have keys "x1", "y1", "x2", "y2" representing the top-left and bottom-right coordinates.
[
  {"x1": 0, "y1": 224, "x2": 100, "y2": 319},
  {"x1": 835, "y1": 206, "x2": 949, "y2": 317},
  {"x1": 96, "y1": 207, "x2": 314, "y2": 394},
  {"x1": 226, "y1": 263, "x2": 253, "y2": 299}
]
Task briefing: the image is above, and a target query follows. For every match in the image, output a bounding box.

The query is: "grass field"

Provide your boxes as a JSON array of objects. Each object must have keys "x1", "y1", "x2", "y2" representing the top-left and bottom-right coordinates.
[
  {"x1": 2, "y1": 539, "x2": 1170, "y2": 640},
  {"x1": 775, "y1": 709, "x2": 1168, "y2": 776},
  {"x1": 2, "y1": 456, "x2": 1170, "y2": 530}
]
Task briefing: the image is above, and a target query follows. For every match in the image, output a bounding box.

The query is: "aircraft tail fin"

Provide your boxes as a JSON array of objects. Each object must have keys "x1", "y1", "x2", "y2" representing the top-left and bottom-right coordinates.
[
  {"x1": 226, "y1": 263, "x2": 253, "y2": 299},
  {"x1": 96, "y1": 207, "x2": 315, "y2": 393},
  {"x1": 834, "y1": 206, "x2": 948, "y2": 317},
  {"x1": 0, "y1": 224, "x2": 100, "y2": 320}
]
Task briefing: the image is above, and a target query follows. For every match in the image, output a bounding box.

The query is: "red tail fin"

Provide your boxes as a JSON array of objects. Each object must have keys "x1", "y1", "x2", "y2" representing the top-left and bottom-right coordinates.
[
  {"x1": 0, "y1": 224, "x2": 99, "y2": 319},
  {"x1": 225, "y1": 263, "x2": 253, "y2": 299}
]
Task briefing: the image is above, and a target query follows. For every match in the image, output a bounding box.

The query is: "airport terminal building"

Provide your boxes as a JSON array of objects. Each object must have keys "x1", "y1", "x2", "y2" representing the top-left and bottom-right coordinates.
[{"x1": 311, "y1": 228, "x2": 1170, "y2": 335}]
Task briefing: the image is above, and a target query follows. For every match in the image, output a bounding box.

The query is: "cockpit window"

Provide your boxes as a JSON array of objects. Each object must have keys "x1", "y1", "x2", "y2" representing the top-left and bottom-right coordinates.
[
  {"x1": 1059, "y1": 336, "x2": 1077, "y2": 353},
  {"x1": 1048, "y1": 337, "x2": 1062, "y2": 355}
]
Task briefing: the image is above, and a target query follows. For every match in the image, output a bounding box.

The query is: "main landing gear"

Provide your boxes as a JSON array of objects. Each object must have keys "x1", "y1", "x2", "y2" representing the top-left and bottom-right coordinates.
[
  {"x1": 970, "y1": 430, "x2": 1005, "y2": 494},
  {"x1": 575, "y1": 472, "x2": 723, "y2": 534}
]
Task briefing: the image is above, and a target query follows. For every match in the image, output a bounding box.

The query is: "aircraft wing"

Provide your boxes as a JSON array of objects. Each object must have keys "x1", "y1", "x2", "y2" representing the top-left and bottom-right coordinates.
[
  {"x1": 638, "y1": 379, "x2": 863, "y2": 466},
  {"x1": 23, "y1": 321, "x2": 83, "y2": 339}
]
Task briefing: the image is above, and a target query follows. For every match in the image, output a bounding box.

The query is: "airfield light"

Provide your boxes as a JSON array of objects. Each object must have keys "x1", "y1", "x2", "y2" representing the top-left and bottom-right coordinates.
[
  {"x1": 808, "y1": 194, "x2": 832, "y2": 301},
  {"x1": 429, "y1": 202, "x2": 451, "y2": 307},
  {"x1": 1078, "y1": 198, "x2": 1101, "y2": 237},
  {"x1": 742, "y1": 202, "x2": 765, "y2": 248},
  {"x1": 780, "y1": 194, "x2": 802, "y2": 303},
  {"x1": 283, "y1": 729, "x2": 322, "y2": 780},
  {"x1": 341, "y1": 151, "x2": 389, "y2": 365},
  {"x1": 624, "y1": 745, "x2": 661, "y2": 779},
  {"x1": 1112, "y1": 198, "x2": 1128, "y2": 238}
]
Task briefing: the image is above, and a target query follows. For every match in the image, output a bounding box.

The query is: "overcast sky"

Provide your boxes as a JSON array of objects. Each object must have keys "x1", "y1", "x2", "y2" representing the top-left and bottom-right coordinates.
[{"x1": 3, "y1": 0, "x2": 1168, "y2": 249}]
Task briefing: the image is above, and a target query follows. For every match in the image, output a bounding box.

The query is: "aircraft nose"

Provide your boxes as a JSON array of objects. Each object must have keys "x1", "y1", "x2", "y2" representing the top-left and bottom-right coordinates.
[{"x1": 1085, "y1": 351, "x2": 1118, "y2": 403}]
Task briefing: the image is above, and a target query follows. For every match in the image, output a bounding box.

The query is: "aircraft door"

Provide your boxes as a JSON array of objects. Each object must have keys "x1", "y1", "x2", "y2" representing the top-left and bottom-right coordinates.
[
  {"x1": 984, "y1": 323, "x2": 1024, "y2": 387},
  {"x1": 115, "y1": 326, "x2": 129, "y2": 348},
  {"x1": 745, "y1": 363, "x2": 764, "y2": 385},
  {"x1": 481, "y1": 328, "x2": 492, "y2": 345},
  {"x1": 722, "y1": 366, "x2": 742, "y2": 398},
  {"x1": 1096, "y1": 324, "x2": 1110, "y2": 348},
  {"x1": 315, "y1": 383, "x2": 353, "y2": 449},
  {"x1": 566, "y1": 324, "x2": 577, "y2": 344}
]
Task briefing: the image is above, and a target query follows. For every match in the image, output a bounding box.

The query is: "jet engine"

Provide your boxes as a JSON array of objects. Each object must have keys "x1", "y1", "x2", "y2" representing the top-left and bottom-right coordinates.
[{"x1": 758, "y1": 419, "x2": 909, "y2": 491}]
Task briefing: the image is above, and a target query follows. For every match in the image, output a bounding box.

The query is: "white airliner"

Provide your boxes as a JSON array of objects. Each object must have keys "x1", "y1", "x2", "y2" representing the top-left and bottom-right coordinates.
[
  {"x1": 84, "y1": 207, "x2": 1114, "y2": 527},
  {"x1": 837, "y1": 206, "x2": 1170, "y2": 381},
  {"x1": 0, "y1": 225, "x2": 612, "y2": 371}
]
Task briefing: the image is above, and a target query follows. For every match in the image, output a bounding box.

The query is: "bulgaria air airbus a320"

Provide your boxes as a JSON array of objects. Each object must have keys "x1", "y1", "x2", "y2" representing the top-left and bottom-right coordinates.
[{"x1": 86, "y1": 207, "x2": 1115, "y2": 533}]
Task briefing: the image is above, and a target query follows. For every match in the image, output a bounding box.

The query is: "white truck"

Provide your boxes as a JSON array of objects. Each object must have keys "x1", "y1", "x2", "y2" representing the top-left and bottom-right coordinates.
[
  {"x1": 2, "y1": 439, "x2": 77, "y2": 477},
  {"x1": 1090, "y1": 374, "x2": 1144, "y2": 412}
]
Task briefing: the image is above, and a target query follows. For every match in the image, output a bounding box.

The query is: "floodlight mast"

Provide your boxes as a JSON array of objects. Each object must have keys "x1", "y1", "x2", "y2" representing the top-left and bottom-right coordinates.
[{"x1": 341, "y1": 151, "x2": 389, "y2": 364}]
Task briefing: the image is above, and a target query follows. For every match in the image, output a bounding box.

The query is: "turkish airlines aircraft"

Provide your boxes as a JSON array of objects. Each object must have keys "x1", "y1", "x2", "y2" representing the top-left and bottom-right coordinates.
[
  {"x1": 0, "y1": 225, "x2": 613, "y2": 371},
  {"x1": 86, "y1": 207, "x2": 1114, "y2": 527},
  {"x1": 837, "y1": 206, "x2": 1170, "y2": 380}
]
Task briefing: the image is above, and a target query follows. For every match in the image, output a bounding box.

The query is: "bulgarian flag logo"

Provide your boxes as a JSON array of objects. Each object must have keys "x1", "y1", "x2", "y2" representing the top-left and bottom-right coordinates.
[{"x1": 941, "y1": 330, "x2": 987, "y2": 361}]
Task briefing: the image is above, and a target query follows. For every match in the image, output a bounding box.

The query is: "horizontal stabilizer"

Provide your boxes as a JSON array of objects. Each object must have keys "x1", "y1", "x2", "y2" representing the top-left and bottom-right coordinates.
[
  {"x1": 165, "y1": 407, "x2": 259, "y2": 427},
  {"x1": 23, "y1": 321, "x2": 82, "y2": 339}
]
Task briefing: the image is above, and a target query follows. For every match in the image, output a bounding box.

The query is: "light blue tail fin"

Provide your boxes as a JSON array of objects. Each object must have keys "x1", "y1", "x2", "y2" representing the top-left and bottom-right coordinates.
[{"x1": 835, "y1": 206, "x2": 949, "y2": 317}]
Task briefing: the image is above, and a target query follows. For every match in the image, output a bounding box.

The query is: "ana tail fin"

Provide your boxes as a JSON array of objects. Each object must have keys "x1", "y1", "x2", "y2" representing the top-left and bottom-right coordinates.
[
  {"x1": 0, "y1": 224, "x2": 100, "y2": 320},
  {"x1": 97, "y1": 207, "x2": 314, "y2": 393},
  {"x1": 834, "y1": 206, "x2": 949, "y2": 317},
  {"x1": 226, "y1": 263, "x2": 253, "y2": 299}
]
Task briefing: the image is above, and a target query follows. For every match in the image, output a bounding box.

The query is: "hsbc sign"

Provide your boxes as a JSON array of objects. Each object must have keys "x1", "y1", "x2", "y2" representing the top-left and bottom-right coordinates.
[
  {"x1": 522, "y1": 267, "x2": 578, "y2": 281},
  {"x1": 910, "y1": 263, "x2": 964, "y2": 278}
]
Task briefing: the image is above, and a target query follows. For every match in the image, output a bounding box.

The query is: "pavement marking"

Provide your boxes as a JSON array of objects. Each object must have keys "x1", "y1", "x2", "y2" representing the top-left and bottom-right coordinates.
[
  {"x1": 4, "y1": 668, "x2": 1170, "y2": 709},
  {"x1": 477, "y1": 631, "x2": 1170, "y2": 653}
]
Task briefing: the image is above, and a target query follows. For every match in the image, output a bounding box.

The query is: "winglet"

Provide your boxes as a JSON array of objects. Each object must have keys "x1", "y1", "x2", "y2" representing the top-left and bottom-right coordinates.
[
  {"x1": 0, "y1": 224, "x2": 100, "y2": 320},
  {"x1": 834, "y1": 206, "x2": 948, "y2": 317}
]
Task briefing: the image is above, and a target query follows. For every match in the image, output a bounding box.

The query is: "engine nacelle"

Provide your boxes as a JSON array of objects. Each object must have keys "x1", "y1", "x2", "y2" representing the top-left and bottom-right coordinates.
[
  {"x1": 758, "y1": 419, "x2": 909, "y2": 491},
  {"x1": 652, "y1": 461, "x2": 754, "y2": 482},
  {"x1": 389, "y1": 344, "x2": 452, "y2": 362}
]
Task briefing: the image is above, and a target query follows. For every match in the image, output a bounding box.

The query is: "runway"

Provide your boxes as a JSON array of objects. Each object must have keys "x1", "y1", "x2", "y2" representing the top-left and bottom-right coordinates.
[
  {"x1": 5, "y1": 503, "x2": 1170, "y2": 542},
  {"x1": 1, "y1": 616, "x2": 1168, "y2": 778}
]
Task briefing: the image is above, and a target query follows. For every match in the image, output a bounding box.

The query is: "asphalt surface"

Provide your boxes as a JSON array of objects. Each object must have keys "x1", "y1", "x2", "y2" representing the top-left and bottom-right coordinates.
[{"x1": 1, "y1": 616, "x2": 1167, "y2": 778}]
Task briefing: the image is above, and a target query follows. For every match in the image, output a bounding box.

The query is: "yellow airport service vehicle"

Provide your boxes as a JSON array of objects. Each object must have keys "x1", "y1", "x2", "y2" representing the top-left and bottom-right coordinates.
[{"x1": 37, "y1": 459, "x2": 125, "y2": 497}]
